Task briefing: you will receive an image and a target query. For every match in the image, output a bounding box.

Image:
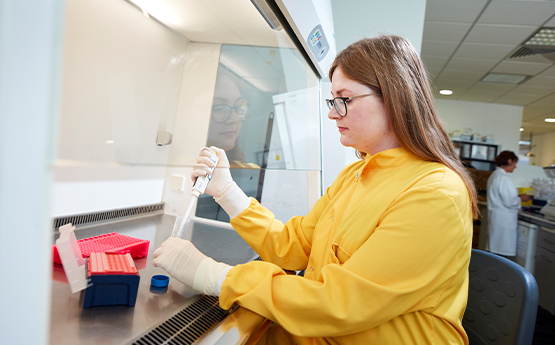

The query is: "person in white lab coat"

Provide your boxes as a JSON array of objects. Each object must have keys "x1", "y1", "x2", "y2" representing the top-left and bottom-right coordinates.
[{"x1": 487, "y1": 151, "x2": 531, "y2": 256}]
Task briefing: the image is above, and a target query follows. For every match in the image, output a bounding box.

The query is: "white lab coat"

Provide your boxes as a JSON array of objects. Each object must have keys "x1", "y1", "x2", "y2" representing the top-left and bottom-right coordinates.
[{"x1": 486, "y1": 167, "x2": 521, "y2": 255}]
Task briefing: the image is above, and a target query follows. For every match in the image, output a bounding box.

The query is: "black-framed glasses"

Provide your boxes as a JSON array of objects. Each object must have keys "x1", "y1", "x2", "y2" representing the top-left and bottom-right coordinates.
[
  {"x1": 211, "y1": 101, "x2": 249, "y2": 123},
  {"x1": 326, "y1": 93, "x2": 375, "y2": 116}
]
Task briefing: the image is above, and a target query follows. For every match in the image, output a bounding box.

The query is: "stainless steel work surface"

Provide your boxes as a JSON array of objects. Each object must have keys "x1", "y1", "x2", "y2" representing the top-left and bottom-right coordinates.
[
  {"x1": 519, "y1": 210, "x2": 555, "y2": 230},
  {"x1": 49, "y1": 214, "x2": 258, "y2": 345}
]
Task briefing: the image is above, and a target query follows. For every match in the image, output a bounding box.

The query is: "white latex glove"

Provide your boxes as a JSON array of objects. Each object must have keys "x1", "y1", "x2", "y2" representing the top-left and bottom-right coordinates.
[
  {"x1": 192, "y1": 146, "x2": 250, "y2": 218},
  {"x1": 192, "y1": 146, "x2": 232, "y2": 198},
  {"x1": 153, "y1": 237, "x2": 232, "y2": 296}
]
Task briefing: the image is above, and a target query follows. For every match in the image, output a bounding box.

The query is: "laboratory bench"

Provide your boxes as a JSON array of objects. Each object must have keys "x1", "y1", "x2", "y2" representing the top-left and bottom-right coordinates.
[
  {"x1": 471, "y1": 201, "x2": 555, "y2": 314},
  {"x1": 518, "y1": 209, "x2": 555, "y2": 230},
  {"x1": 519, "y1": 211, "x2": 555, "y2": 316},
  {"x1": 49, "y1": 213, "x2": 268, "y2": 345}
]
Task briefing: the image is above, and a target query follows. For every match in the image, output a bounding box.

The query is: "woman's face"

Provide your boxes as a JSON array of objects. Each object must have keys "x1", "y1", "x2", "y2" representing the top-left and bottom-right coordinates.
[
  {"x1": 328, "y1": 67, "x2": 400, "y2": 155},
  {"x1": 504, "y1": 159, "x2": 518, "y2": 173},
  {"x1": 207, "y1": 73, "x2": 243, "y2": 151}
]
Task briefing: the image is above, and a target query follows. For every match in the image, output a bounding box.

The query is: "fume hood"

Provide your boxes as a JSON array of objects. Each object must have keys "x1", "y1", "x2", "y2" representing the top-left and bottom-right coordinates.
[{"x1": 47, "y1": 0, "x2": 335, "y2": 344}]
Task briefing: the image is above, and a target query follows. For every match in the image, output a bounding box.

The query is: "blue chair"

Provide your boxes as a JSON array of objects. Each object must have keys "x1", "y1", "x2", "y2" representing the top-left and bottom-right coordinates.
[{"x1": 463, "y1": 249, "x2": 539, "y2": 345}]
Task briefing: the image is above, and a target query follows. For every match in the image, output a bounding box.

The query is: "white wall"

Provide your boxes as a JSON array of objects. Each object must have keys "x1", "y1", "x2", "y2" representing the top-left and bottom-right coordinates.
[
  {"x1": 331, "y1": 0, "x2": 427, "y2": 54},
  {"x1": 436, "y1": 99, "x2": 523, "y2": 154},
  {"x1": 508, "y1": 164, "x2": 549, "y2": 189},
  {"x1": 530, "y1": 131, "x2": 555, "y2": 167}
]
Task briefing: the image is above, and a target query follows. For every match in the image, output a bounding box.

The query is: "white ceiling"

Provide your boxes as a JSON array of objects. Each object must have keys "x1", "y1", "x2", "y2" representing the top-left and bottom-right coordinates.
[{"x1": 422, "y1": 0, "x2": 555, "y2": 139}]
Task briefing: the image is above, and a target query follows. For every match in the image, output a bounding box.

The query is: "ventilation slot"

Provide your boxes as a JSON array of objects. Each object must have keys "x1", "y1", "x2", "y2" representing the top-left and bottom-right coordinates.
[
  {"x1": 52, "y1": 202, "x2": 164, "y2": 231},
  {"x1": 510, "y1": 46, "x2": 555, "y2": 59},
  {"x1": 133, "y1": 295, "x2": 230, "y2": 345}
]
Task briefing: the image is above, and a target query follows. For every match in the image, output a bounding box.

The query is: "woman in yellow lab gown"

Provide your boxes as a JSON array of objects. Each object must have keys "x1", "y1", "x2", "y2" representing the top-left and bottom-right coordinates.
[{"x1": 153, "y1": 35, "x2": 477, "y2": 345}]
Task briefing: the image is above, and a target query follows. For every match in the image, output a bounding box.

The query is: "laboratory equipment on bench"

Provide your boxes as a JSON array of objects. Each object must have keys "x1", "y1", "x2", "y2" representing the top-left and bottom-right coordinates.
[
  {"x1": 151, "y1": 274, "x2": 169, "y2": 288},
  {"x1": 55, "y1": 223, "x2": 140, "y2": 307},
  {"x1": 541, "y1": 200, "x2": 555, "y2": 222},
  {"x1": 539, "y1": 166, "x2": 555, "y2": 221},
  {"x1": 516, "y1": 220, "x2": 539, "y2": 274},
  {"x1": 171, "y1": 150, "x2": 219, "y2": 239},
  {"x1": 51, "y1": 231, "x2": 149, "y2": 264}
]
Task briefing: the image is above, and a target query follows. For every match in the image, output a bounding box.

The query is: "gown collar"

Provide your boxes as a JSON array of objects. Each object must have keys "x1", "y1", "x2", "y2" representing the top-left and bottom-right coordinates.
[{"x1": 362, "y1": 147, "x2": 420, "y2": 169}]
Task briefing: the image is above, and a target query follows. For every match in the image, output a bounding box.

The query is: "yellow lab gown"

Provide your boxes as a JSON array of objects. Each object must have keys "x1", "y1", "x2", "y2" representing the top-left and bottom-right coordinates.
[{"x1": 219, "y1": 147, "x2": 472, "y2": 344}]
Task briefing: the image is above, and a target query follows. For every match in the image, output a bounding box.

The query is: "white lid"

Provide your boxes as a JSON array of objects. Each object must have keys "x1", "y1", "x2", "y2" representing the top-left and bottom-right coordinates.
[{"x1": 55, "y1": 223, "x2": 90, "y2": 293}]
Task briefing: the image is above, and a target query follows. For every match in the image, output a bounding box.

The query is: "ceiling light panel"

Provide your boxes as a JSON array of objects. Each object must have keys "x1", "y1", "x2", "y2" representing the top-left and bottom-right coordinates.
[{"x1": 525, "y1": 27, "x2": 555, "y2": 46}]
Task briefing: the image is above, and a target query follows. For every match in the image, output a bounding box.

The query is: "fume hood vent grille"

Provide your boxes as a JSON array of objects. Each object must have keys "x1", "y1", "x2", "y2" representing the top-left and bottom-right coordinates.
[
  {"x1": 132, "y1": 295, "x2": 229, "y2": 345},
  {"x1": 52, "y1": 203, "x2": 164, "y2": 231}
]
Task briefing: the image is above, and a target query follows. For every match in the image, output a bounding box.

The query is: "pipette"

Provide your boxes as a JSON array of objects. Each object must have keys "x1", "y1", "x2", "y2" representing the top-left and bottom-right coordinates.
[{"x1": 171, "y1": 150, "x2": 219, "y2": 239}]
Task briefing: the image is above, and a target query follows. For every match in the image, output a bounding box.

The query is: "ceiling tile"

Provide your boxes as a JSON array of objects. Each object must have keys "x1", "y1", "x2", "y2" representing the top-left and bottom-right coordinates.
[
  {"x1": 458, "y1": 89, "x2": 508, "y2": 102},
  {"x1": 538, "y1": 93, "x2": 555, "y2": 104},
  {"x1": 456, "y1": 94, "x2": 498, "y2": 102},
  {"x1": 491, "y1": 60, "x2": 552, "y2": 75},
  {"x1": 438, "y1": 69, "x2": 485, "y2": 82},
  {"x1": 423, "y1": 22, "x2": 473, "y2": 42},
  {"x1": 472, "y1": 82, "x2": 518, "y2": 92},
  {"x1": 522, "y1": 75, "x2": 555, "y2": 88},
  {"x1": 421, "y1": 40, "x2": 460, "y2": 56},
  {"x1": 477, "y1": 0, "x2": 555, "y2": 26},
  {"x1": 425, "y1": 0, "x2": 488, "y2": 23},
  {"x1": 523, "y1": 107, "x2": 553, "y2": 120},
  {"x1": 433, "y1": 78, "x2": 476, "y2": 89},
  {"x1": 421, "y1": 55, "x2": 451, "y2": 70},
  {"x1": 520, "y1": 122, "x2": 555, "y2": 136},
  {"x1": 464, "y1": 24, "x2": 537, "y2": 45},
  {"x1": 493, "y1": 92, "x2": 544, "y2": 105},
  {"x1": 527, "y1": 94, "x2": 555, "y2": 109},
  {"x1": 445, "y1": 57, "x2": 499, "y2": 71},
  {"x1": 545, "y1": 15, "x2": 555, "y2": 27},
  {"x1": 454, "y1": 42, "x2": 515, "y2": 60},
  {"x1": 427, "y1": 68, "x2": 443, "y2": 79},
  {"x1": 513, "y1": 84, "x2": 555, "y2": 97},
  {"x1": 542, "y1": 65, "x2": 555, "y2": 77}
]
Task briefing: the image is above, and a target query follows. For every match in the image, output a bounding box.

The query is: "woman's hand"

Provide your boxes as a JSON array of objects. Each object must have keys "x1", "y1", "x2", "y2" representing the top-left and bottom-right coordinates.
[
  {"x1": 192, "y1": 146, "x2": 233, "y2": 198},
  {"x1": 153, "y1": 237, "x2": 206, "y2": 287},
  {"x1": 192, "y1": 146, "x2": 251, "y2": 219},
  {"x1": 519, "y1": 194, "x2": 532, "y2": 202},
  {"x1": 153, "y1": 237, "x2": 232, "y2": 296}
]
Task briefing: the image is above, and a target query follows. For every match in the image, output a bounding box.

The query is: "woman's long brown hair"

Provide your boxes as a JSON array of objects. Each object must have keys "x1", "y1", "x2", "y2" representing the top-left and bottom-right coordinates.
[{"x1": 329, "y1": 35, "x2": 478, "y2": 218}]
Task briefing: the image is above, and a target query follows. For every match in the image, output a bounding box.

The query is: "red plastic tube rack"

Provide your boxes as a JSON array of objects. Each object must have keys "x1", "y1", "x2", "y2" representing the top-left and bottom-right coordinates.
[{"x1": 52, "y1": 232, "x2": 149, "y2": 265}]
